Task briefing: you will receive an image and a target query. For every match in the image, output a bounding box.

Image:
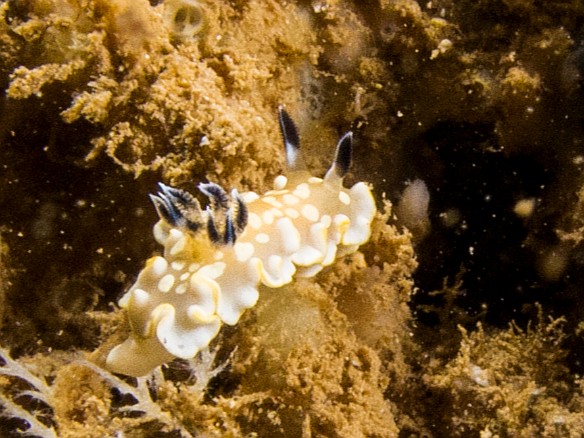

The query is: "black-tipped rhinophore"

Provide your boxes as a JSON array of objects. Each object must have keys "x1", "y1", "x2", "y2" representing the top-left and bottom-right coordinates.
[
  {"x1": 278, "y1": 105, "x2": 304, "y2": 170},
  {"x1": 333, "y1": 131, "x2": 353, "y2": 178},
  {"x1": 324, "y1": 131, "x2": 353, "y2": 182}
]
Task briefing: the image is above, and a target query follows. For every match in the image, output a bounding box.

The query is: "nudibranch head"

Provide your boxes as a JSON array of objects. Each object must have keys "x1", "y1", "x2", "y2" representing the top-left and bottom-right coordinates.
[{"x1": 106, "y1": 107, "x2": 376, "y2": 376}]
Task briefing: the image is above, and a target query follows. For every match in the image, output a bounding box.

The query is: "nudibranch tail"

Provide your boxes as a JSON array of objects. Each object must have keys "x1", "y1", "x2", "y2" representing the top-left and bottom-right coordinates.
[{"x1": 105, "y1": 107, "x2": 376, "y2": 377}]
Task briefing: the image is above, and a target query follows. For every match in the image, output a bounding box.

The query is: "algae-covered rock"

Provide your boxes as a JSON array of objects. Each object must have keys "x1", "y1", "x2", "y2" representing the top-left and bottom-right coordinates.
[
  {"x1": 426, "y1": 314, "x2": 584, "y2": 436},
  {"x1": 2, "y1": 0, "x2": 584, "y2": 436}
]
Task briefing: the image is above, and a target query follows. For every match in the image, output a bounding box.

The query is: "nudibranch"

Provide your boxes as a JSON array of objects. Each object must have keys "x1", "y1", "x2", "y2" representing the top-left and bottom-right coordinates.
[{"x1": 106, "y1": 107, "x2": 376, "y2": 376}]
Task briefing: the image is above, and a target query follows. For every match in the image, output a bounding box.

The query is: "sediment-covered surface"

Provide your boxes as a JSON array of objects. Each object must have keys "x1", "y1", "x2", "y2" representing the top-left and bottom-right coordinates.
[{"x1": 1, "y1": 0, "x2": 584, "y2": 436}]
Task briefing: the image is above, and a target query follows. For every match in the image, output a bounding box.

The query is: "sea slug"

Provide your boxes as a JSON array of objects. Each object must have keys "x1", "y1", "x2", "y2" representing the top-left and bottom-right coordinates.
[{"x1": 106, "y1": 107, "x2": 376, "y2": 376}]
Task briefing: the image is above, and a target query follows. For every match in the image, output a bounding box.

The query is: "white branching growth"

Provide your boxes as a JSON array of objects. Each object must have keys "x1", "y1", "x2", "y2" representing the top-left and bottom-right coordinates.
[
  {"x1": 0, "y1": 345, "x2": 230, "y2": 437},
  {"x1": 78, "y1": 360, "x2": 192, "y2": 436},
  {"x1": 183, "y1": 346, "x2": 233, "y2": 393},
  {"x1": 0, "y1": 347, "x2": 57, "y2": 438}
]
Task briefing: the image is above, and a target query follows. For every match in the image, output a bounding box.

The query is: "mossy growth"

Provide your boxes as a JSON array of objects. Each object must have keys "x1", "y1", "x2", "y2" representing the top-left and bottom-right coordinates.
[
  {"x1": 426, "y1": 310, "x2": 584, "y2": 436},
  {"x1": 2, "y1": 0, "x2": 584, "y2": 435}
]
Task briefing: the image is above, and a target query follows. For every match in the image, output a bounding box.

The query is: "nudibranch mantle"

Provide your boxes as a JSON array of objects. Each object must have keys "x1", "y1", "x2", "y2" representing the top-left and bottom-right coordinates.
[{"x1": 106, "y1": 108, "x2": 376, "y2": 376}]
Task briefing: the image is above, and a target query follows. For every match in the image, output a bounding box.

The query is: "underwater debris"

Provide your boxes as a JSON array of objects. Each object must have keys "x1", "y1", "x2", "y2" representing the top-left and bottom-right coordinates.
[
  {"x1": 105, "y1": 108, "x2": 377, "y2": 376},
  {"x1": 395, "y1": 179, "x2": 431, "y2": 241}
]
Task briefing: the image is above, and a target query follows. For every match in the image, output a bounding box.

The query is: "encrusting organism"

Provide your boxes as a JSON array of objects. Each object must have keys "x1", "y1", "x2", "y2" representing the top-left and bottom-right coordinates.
[
  {"x1": 163, "y1": 0, "x2": 207, "y2": 42},
  {"x1": 106, "y1": 107, "x2": 376, "y2": 376}
]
